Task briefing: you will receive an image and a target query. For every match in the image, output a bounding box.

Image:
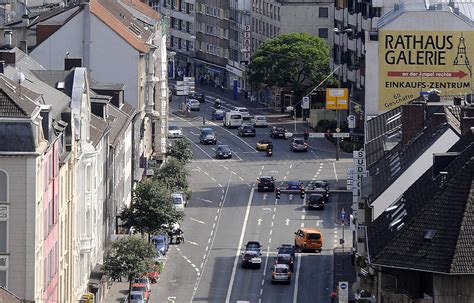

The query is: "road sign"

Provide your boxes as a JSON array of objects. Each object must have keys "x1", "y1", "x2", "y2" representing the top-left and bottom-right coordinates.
[
  {"x1": 308, "y1": 133, "x2": 325, "y2": 138},
  {"x1": 333, "y1": 133, "x2": 350, "y2": 138},
  {"x1": 335, "y1": 127, "x2": 341, "y2": 133},
  {"x1": 301, "y1": 96, "x2": 310, "y2": 109},
  {"x1": 326, "y1": 88, "x2": 348, "y2": 110},
  {"x1": 338, "y1": 282, "x2": 349, "y2": 303}
]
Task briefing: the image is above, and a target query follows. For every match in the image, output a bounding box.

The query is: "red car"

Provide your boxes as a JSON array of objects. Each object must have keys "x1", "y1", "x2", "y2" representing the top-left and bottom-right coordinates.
[{"x1": 131, "y1": 283, "x2": 150, "y2": 301}]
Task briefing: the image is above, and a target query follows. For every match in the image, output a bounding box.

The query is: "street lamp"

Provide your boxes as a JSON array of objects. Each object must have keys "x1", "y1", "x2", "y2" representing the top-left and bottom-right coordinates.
[{"x1": 333, "y1": 27, "x2": 352, "y2": 161}]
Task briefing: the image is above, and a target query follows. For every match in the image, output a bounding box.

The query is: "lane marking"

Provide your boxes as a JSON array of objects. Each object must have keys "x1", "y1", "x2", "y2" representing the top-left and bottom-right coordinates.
[
  {"x1": 218, "y1": 183, "x2": 223, "y2": 188},
  {"x1": 197, "y1": 198, "x2": 214, "y2": 204},
  {"x1": 211, "y1": 177, "x2": 216, "y2": 182},
  {"x1": 262, "y1": 246, "x2": 270, "y2": 276},
  {"x1": 289, "y1": 164, "x2": 293, "y2": 169},
  {"x1": 186, "y1": 240, "x2": 198, "y2": 246},
  {"x1": 301, "y1": 222, "x2": 304, "y2": 227},
  {"x1": 333, "y1": 162, "x2": 339, "y2": 182},
  {"x1": 293, "y1": 254, "x2": 301, "y2": 303},
  {"x1": 239, "y1": 176, "x2": 244, "y2": 181},
  {"x1": 204, "y1": 172, "x2": 209, "y2": 176},
  {"x1": 189, "y1": 218, "x2": 205, "y2": 224},
  {"x1": 225, "y1": 188, "x2": 255, "y2": 303}
]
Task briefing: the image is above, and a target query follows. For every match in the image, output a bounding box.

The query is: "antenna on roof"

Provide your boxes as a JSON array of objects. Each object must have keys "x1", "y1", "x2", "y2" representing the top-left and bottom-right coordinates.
[{"x1": 13, "y1": 68, "x2": 25, "y2": 98}]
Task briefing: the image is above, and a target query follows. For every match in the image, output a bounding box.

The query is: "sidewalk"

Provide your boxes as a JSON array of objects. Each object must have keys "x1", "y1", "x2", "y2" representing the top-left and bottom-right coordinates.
[
  {"x1": 333, "y1": 247, "x2": 357, "y2": 302},
  {"x1": 103, "y1": 281, "x2": 129, "y2": 303}
]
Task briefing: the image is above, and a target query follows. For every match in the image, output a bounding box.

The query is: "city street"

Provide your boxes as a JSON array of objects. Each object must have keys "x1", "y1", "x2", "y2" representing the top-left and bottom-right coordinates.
[{"x1": 152, "y1": 89, "x2": 353, "y2": 303}]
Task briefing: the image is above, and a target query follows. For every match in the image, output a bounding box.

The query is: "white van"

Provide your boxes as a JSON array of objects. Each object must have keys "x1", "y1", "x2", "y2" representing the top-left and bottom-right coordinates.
[{"x1": 224, "y1": 111, "x2": 243, "y2": 128}]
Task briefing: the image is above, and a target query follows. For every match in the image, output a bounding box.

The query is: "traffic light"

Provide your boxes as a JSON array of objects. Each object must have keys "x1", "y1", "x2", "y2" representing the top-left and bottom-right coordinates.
[
  {"x1": 300, "y1": 186, "x2": 305, "y2": 199},
  {"x1": 275, "y1": 187, "x2": 281, "y2": 199}
]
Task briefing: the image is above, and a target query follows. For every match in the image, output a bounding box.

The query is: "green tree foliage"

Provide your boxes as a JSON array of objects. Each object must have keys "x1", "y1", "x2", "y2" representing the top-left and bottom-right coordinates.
[
  {"x1": 247, "y1": 33, "x2": 336, "y2": 103},
  {"x1": 155, "y1": 157, "x2": 190, "y2": 194},
  {"x1": 102, "y1": 235, "x2": 157, "y2": 283},
  {"x1": 120, "y1": 179, "x2": 184, "y2": 236},
  {"x1": 167, "y1": 138, "x2": 193, "y2": 165}
]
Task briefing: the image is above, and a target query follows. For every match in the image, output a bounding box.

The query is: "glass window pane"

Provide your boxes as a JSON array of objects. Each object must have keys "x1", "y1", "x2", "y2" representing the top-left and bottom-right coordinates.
[
  {"x1": 0, "y1": 271, "x2": 6, "y2": 286},
  {"x1": 0, "y1": 222, "x2": 6, "y2": 252},
  {"x1": 0, "y1": 171, "x2": 6, "y2": 202}
]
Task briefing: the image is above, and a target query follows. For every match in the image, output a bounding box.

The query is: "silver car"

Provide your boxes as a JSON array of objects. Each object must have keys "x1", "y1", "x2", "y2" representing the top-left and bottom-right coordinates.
[
  {"x1": 187, "y1": 99, "x2": 200, "y2": 111},
  {"x1": 271, "y1": 264, "x2": 291, "y2": 284}
]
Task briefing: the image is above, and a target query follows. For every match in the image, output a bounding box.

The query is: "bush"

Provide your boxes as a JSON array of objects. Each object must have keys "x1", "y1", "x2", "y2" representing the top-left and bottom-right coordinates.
[{"x1": 315, "y1": 119, "x2": 337, "y2": 133}]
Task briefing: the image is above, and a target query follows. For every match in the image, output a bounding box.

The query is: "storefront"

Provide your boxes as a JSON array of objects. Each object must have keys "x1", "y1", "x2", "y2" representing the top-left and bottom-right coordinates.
[{"x1": 195, "y1": 58, "x2": 227, "y2": 88}]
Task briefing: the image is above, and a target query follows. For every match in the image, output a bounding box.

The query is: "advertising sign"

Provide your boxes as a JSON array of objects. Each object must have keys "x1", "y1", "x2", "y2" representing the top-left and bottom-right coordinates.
[
  {"x1": 379, "y1": 30, "x2": 473, "y2": 111},
  {"x1": 326, "y1": 88, "x2": 348, "y2": 110}
]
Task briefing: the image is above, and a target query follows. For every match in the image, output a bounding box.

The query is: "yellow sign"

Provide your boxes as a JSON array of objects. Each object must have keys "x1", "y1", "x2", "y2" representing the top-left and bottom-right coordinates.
[
  {"x1": 326, "y1": 88, "x2": 349, "y2": 110},
  {"x1": 379, "y1": 30, "x2": 473, "y2": 111}
]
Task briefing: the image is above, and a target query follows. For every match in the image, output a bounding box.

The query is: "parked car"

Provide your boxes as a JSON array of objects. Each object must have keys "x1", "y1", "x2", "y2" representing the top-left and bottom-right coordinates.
[
  {"x1": 130, "y1": 283, "x2": 150, "y2": 301},
  {"x1": 131, "y1": 277, "x2": 151, "y2": 292},
  {"x1": 254, "y1": 115, "x2": 268, "y2": 127},
  {"x1": 271, "y1": 264, "x2": 291, "y2": 284},
  {"x1": 171, "y1": 192, "x2": 187, "y2": 211},
  {"x1": 187, "y1": 99, "x2": 200, "y2": 111},
  {"x1": 200, "y1": 128, "x2": 217, "y2": 145},
  {"x1": 151, "y1": 234, "x2": 169, "y2": 255},
  {"x1": 290, "y1": 137, "x2": 308, "y2": 152},
  {"x1": 256, "y1": 140, "x2": 273, "y2": 151},
  {"x1": 168, "y1": 125, "x2": 183, "y2": 138},
  {"x1": 306, "y1": 193, "x2": 325, "y2": 210},
  {"x1": 294, "y1": 228, "x2": 323, "y2": 252},
  {"x1": 238, "y1": 124, "x2": 256, "y2": 137},
  {"x1": 211, "y1": 108, "x2": 226, "y2": 120},
  {"x1": 270, "y1": 126, "x2": 286, "y2": 139},
  {"x1": 257, "y1": 176, "x2": 275, "y2": 192},
  {"x1": 215, "y1": 145, "x2": 232, "y2": 159},
  {"x1": 192, "y1": 92, "x2": 205, "y2": 103},
  {"x1": 128, "y1": 291, "x2": 146, "y2": 303}
]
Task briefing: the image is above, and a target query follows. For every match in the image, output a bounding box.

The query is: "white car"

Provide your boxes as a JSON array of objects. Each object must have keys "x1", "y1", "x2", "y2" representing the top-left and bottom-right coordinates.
[
  {"x1": 271, "y1": 264, "x2": 291, "y2": 284},
  {"x1": 254, "y1": 115, "x2": 268, "y2": 127},
  {"x1": 168, "y1": 125, "x2": 183, "y2": 138},
  {"x1": 233, "y1": 106, "x2": 249, "y2": 116},
  {"x1": 171, "y1": 193, "x2": 187, "y2": 211},
  {"x1": 187, "y1": 99, "x2": 200, "y2": 111}
]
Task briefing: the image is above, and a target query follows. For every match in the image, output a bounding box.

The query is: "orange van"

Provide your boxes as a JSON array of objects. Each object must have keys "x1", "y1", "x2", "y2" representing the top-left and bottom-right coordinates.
[{"x1": 294, "y1": 228, "x2": 323, "y2": 252}]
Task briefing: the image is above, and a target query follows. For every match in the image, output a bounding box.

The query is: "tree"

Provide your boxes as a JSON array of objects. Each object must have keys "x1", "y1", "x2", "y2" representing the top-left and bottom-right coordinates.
[
  {"x1": 120, "y1": 178, "x2": 184, "y2": 237},
  {"x1": 102, "y1": 235, "x2": 157, "y2": 287},
  {"x1": 155, "y1": 157, "x2": 190, "y2": 195},
  {"x1": 247, "y1": 33, "x2": 336, "y2": 107},
  {"x1": 168, "y1": 138, "x2": 193, "y2": 165}
]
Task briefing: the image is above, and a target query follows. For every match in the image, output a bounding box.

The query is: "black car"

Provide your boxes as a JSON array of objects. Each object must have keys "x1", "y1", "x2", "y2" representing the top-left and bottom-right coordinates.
[
  {"x1": 200, "y1": 128, "x2": 217, "y2": 145},
  {"x1": 192, "y1": 92, "x2": 205, "y2": 103},
  {"x1": 245, "y1": 241, "x2": 262, "y2": 254},
  {"x1": 215, "y1": 145, "x2": 232, "y2": 159},
  {"x1": 238, "y1": 124, "x2": 256, "y2": 137},
  {"x1": 241, "y1": 251, "x2": 262, "y2": 269},
  {"x1": 306, "y1": 180, "x2": 330, "y2": 202},
  {"x1": 277, "y1": 244, "x2": 296, "y2": 259},
  {"x1": 306, "y1": 193, "x2": 325, "y2": 210},
  {"x1": 257, "y1": 176, "x2": 275, "y2": 192},
  {"x1": 270, "y1": 126, "x2": 286, "y2": 139},
  {"x1": 274, "y1": 253, "x2": 294, "y2": 271}
]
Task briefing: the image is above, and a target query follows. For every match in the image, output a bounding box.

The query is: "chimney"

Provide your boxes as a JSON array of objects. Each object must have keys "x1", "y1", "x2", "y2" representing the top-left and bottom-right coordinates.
[
  {"x1": 64, "y1": 58, "x2": 82, "y2": 70},
  {"x1": 19, "y1": 40, "x2": 28, "y2": 54},
  {"x1": 401, "y1": 103, "x2": 425, "y2": 144},
  {"x1": 3, "y1": 30, "x2": 12, "y2": 48},
  {"x1": 22, "y1": 14, "x2": 30, "y2": 27},
  {"x1": 460, "y1": 106, "x2": 474, "y2": 137}
]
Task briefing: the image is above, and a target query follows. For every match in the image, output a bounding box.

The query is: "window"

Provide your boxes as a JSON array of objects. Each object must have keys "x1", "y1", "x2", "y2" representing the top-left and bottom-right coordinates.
[
  {"x1": 318, "y1": 28, "x2": 329, "y2": 39},
  {"x1": 86, "y1": 165, "x2": 91, "y2": 192},
  {"x1": 0, "y1": 256, "x2": 7, "y2": 287},
  {"x1": 319, "y1": 7, "x2": 329, "y2": 18},
  {"x1": 0, "y1": 171, "x2": 6, "y2": 202}
]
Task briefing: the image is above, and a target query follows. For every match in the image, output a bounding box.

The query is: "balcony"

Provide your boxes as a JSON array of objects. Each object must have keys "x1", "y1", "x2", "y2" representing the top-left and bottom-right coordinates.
[
  {"x1": 347, "y1": 38, "x2": 357, "y2": 52},
  {"x1": 335, "y1": 8, "x2": 344, "y2": 22},
  {"x1": 361, "y1": 17, "x2": 371, "y2": 31},
  {"x1": 348, "y1": 12, "x2": 358, "y2": 27}
]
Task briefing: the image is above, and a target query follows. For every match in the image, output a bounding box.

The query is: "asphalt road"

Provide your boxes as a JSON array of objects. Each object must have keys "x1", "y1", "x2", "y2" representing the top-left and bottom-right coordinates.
[{"x1": 151, "y1": 91, "x2": 353, "y2": 303}]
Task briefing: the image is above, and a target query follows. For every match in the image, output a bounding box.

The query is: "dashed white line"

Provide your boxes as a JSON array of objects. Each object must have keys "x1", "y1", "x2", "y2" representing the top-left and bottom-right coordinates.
[
  {"x1": 239, "y1": 176, "x2": 244, "y2": 181},
  {"x1": 271, "y1": 222, "x2": 274, "y2": 227},
  {"x1": 289, "y1": 164, "x2": 293, "y2": 169},
  {"x1": 186, "y1": 240, "x2": 199, "y2": 246},
  {"x1": 333, "y1": 162, "x2": 339, "y2": 182},
  {"x1": 268, "y1": 238, "x2": 272, "y2": 243},
  {"x1": 204, "y1": 172, "x2": 209, "y2": 176},
  {"x1": 293, "y1": 254, "x2": 301, "y2": 303},
  {"x1": 218, "y1": 183, "x2": 223, "y2": 187},
  {"x1": 261, "y1": 280, "x2": 265, "y2": 286},
  {"x1": 214, "y1": 215, "x2": 218, "y2": 221},
  {"x1": 212, "y1": 223, "x2": 216, "y2": 229},
  {"x1": 211, "y1": 177, "x2": 216, "y2": 182},
  {"x1": 203, "y1": 254, "x2": 207, "y2": 260},
  {"x1": 269, "y1": 230, "x2": 273, "y2": 235},
  {"x1": 283, "y1": 176, "x2": 287, "y2": 180},
  {"x1": 189, "y1": 218, "x2": 206, "y2": 224},
  {"x1": 205, "y1": 246, "x2": 209, "y2": 252},
  {"x1": 210, "y1": 230, "x2": 214, "y2": 236},
  {"x1": 301, "y1": 222, "x2": 305, "y2": 227}
]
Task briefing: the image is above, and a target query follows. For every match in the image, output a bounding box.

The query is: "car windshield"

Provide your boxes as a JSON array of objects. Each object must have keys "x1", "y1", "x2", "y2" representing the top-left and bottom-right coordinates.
[
  {"x1": 307, "y1": 233, "x2": 321, "y2": 240},
  {"x1": 275, "y1": 127, "x2": 285, "y2": 131},
  {"x1": 256, "y1": 116, "x2": 266, "y2": 120},
  {"x1": 132, "y1": 286, "x2": 146, "y2": 292},
  {"x1": 243, "y1": 126, "x2": 253, "y2": 130},
  {"x1": 169, "y1": 126, "x2": 179, "y2": 130},
  {"x1": 294, "y1": 139, "x2": 305, "y2": 144},
  {"x1": 277, "y1": 255, "x2": 291, "y2": 262},
  {"x1": 202, "y1": 129, "x2": 214, "y2": 135},
  {"x1": 230, "y1": 114, "x2": 241, "y2": 119},
  {"x1": 172, "y1": 197, "x2": 183, "y2": 204},
  {"x1": 288, "y1": 181, "x2": 299, "y2": 186},
  {"x1": 155, "y1": 239, "x2": 164, "y2": 245},
  {"x1": 130, "y1": 294, "x2": 143, "y2": 300},
  {"x1": 134, "y1": 278, "x2": 147, "y2": 283},
  {"x1": 244, "y1": 253, "x2": 257, "y2": 258},
  {"x1": 247, "y1": 243, "x2": 260, "y2": 250},
  {"x1": 260, "y1": 177, "x2": 273, "y2": 182},
  {"x1": 219, "y1": 146, "x2": 230, "y2": 152},
  {"x1": 275, "y1": 267, "x2": 288, "y2": 273},
  {"x1": 310, "y1": 195, "x2": 323, "y2": 201}
]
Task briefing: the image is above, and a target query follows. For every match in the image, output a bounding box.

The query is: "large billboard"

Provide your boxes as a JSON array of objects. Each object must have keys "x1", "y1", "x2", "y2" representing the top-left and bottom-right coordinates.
[{"x1": 379, "y1": 30, "x2": 473, "y2": 111}]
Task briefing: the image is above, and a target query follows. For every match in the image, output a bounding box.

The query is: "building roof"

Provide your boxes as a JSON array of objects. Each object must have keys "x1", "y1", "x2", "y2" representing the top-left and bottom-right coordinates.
[
  {"x1": 31, "y1": 69, "x2": 73, "y2": 91},
  {"x1": 0, "y1": 122, "x2": 36, "y2": 152},
  {"x1": 120, "y1": 0, "x2": 161, "y2": 22},
  {"x1": 108, "y1": 104, "x2": 132, "y2": 147},
  {"x1": 90, "y1": 0, "x2": 155, "y2": 53},
  {"x1": 0, "y1": 74, "x2": 41, "y2": 117},
  {"x1": 89, "y1": 113, "x2": 109, "y2": 146},
  {"x1": 120, "y1": 101, "x2": 136, "y2": 117},
  {"x1": 368, "y1": 143, "x2": 474, "y2": 274}
]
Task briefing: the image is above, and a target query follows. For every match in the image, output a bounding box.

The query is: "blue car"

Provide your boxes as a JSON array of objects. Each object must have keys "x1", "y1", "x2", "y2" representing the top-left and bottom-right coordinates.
[
  {"x1": 212, "y1": 109, "x2": 225, "y2": 120},
  {"x1": 286, "y1": 180, "x2": 302, "y2": 190},
  {"x1": 151, "y1": 234, "x2": 169, "y2": 255}
]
